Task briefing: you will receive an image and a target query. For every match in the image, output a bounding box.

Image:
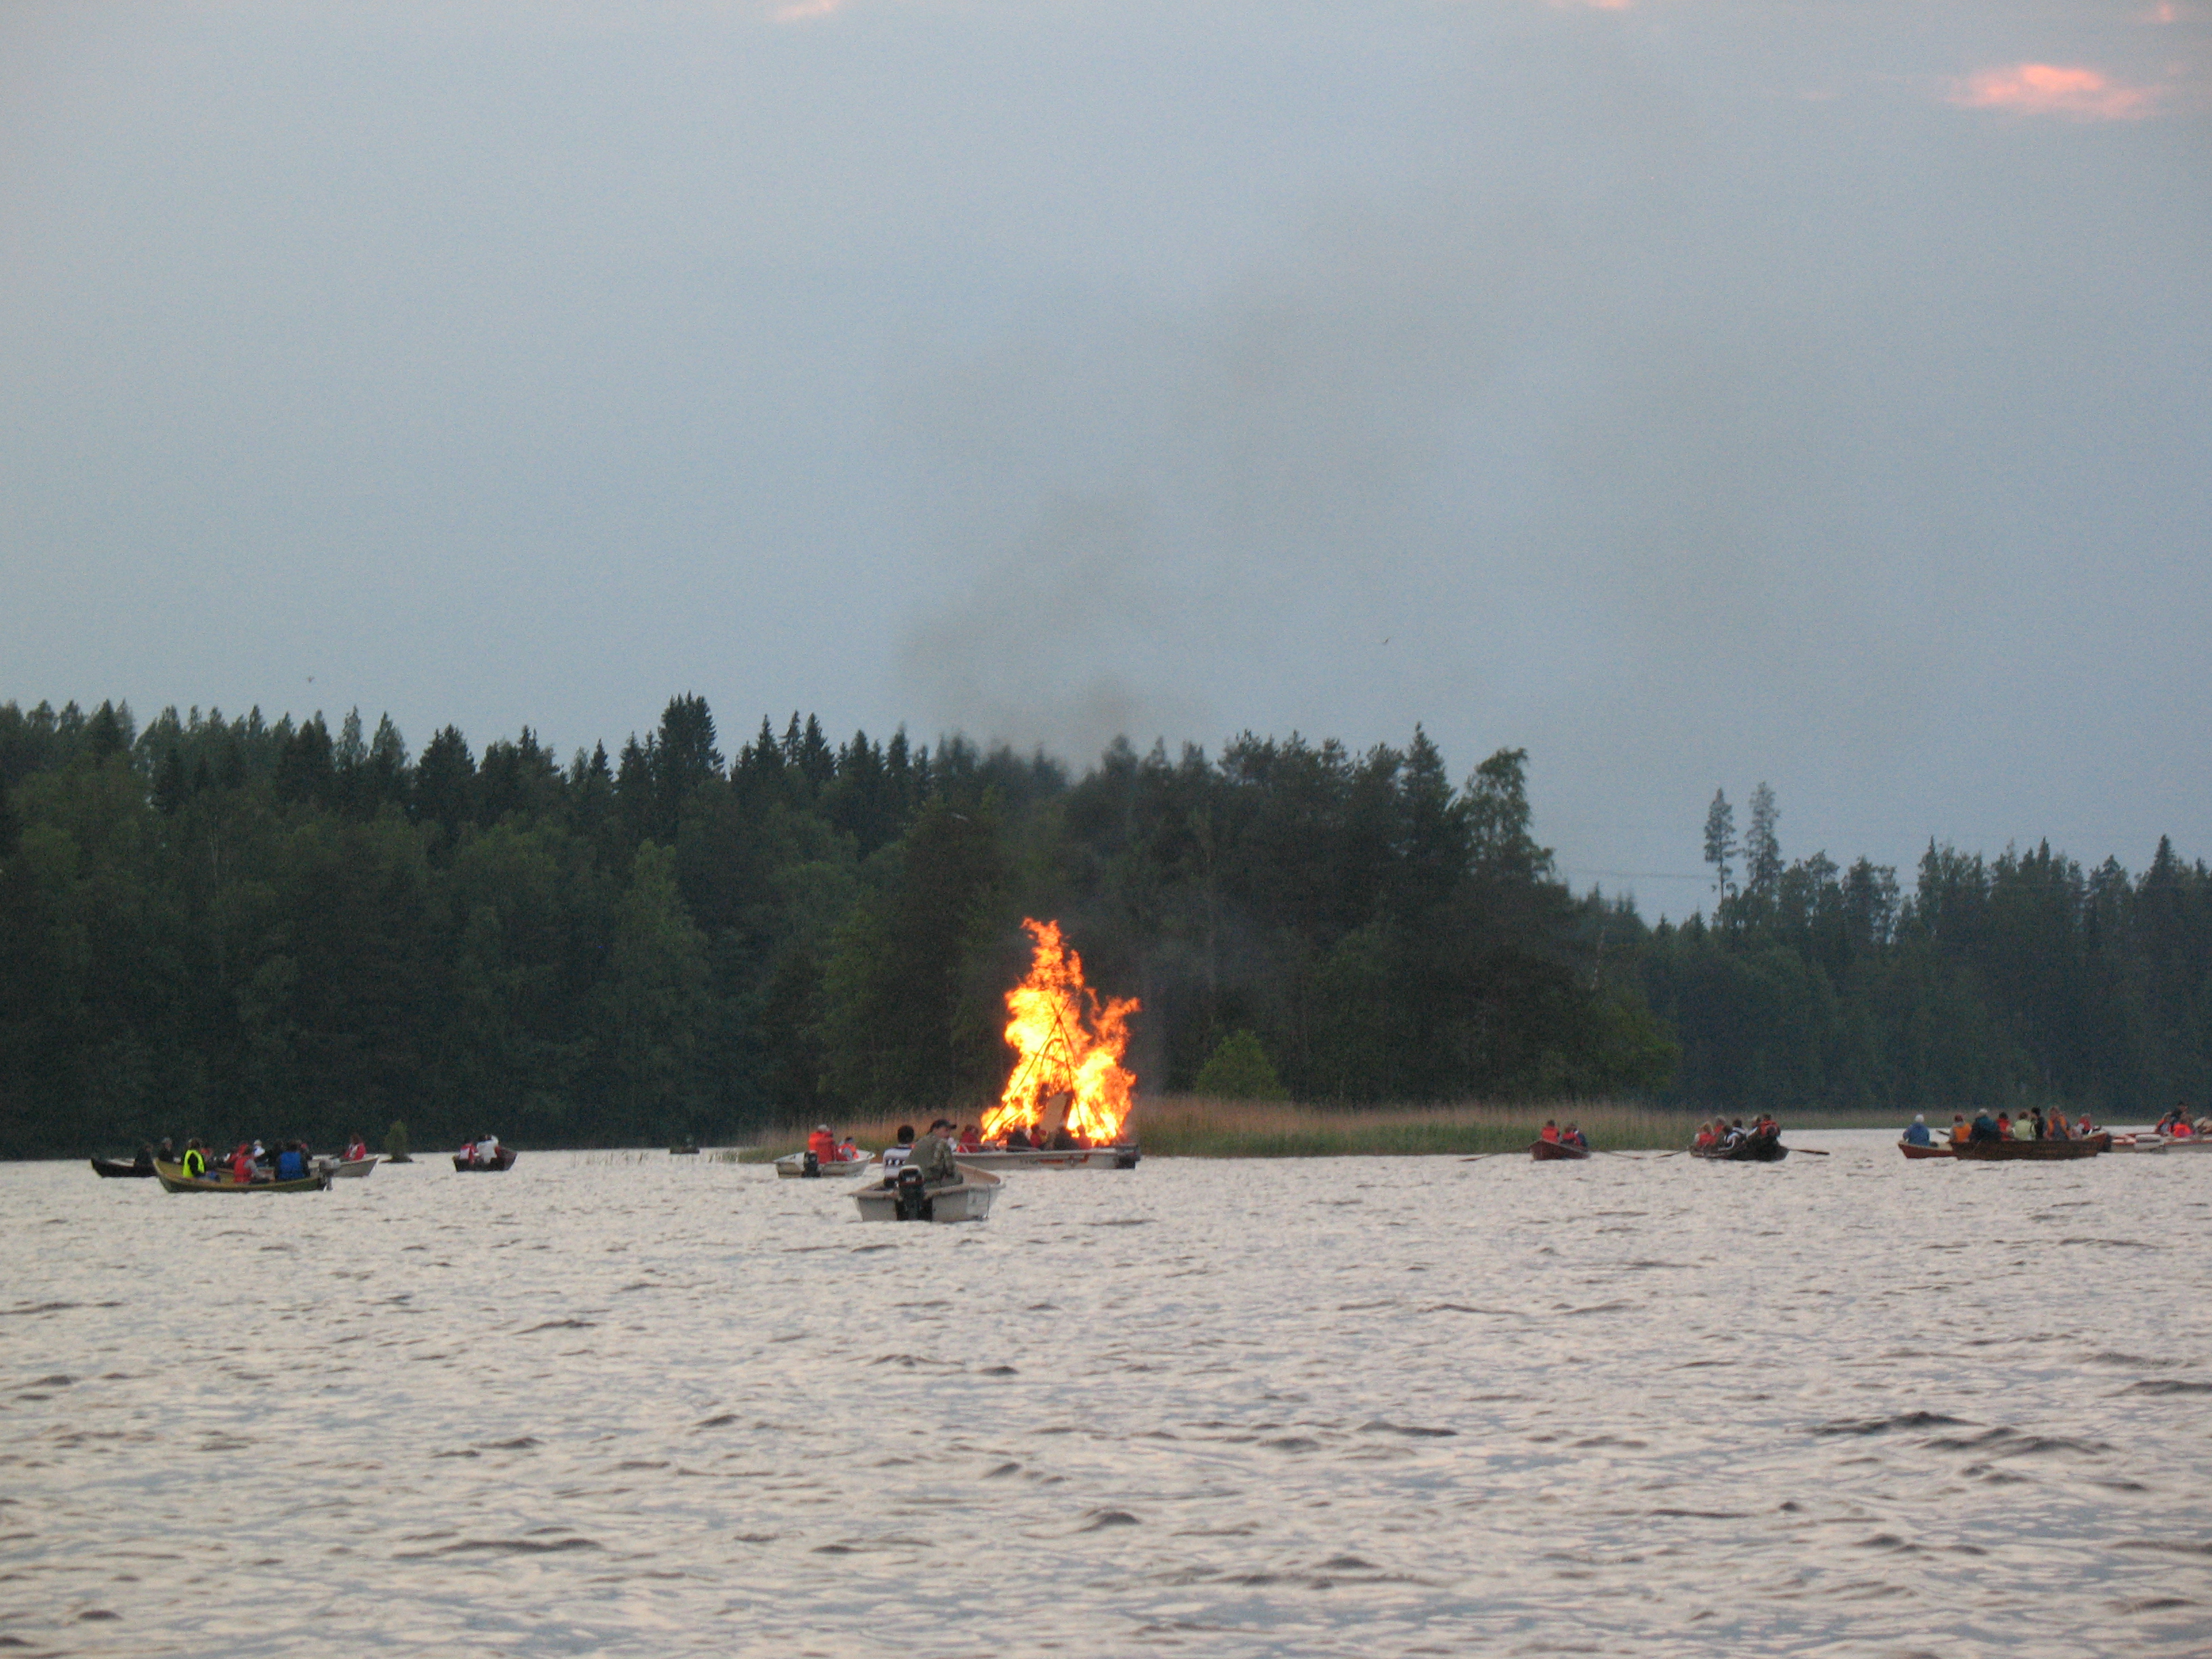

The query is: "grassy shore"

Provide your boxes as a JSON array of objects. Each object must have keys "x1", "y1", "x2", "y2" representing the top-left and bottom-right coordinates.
[{"x1": 734, "y1": 1099, "x2": 1908, "y2": 1161}]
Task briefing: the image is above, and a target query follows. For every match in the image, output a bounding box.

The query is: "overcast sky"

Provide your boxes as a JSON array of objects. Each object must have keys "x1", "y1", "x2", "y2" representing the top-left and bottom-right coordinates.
[{"x1": 3, "y1": 0, "x2": 2207, "y2": 916}]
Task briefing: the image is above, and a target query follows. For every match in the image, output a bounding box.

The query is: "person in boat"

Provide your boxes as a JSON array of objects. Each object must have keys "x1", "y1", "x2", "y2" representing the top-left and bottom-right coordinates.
[
  {"x1": 473, "y1": 1134, "x2": 502, "y2": 1167},
  {"x1": 344, "y1": 1133, "x2": 368, "y2": 1162},
  {"x1": 2011, "y1": 1113, "x2": 2034, "y2": 1141},
  {"x1": 276, "y1": 1142, "x2": 308, "y2": 1181},
  {"x1": 1719, "y1": 1118, "x2": 1748, "y2": 1152},
  {"x1": 229, "y1": 1143, "x2": 258, "y2": 1183},
  {"x1": 1968, "y1": 1110, "x2": 2001, "y2": 1143},
  {"x1": 907, "y1": 1120, "x2": 958, "y2": 1185},
  {"x1": 2047, "y1": 1111, "x2": 2070, "y2": 1141},
  {"x1": 2077, "y1": 1113, "x2": 2094, "y2": 1138},
  {"x1": 1000, "y1": 1123, "x2": 1033, "y2": 1150},
  {"x1": 1949, "y1": 1114, "x2": 1969, "y2": 1144},
  {"x1": 1561, "y1": 1123, "x2": 1587, "y2": 1150},
  {"x1": 1540, "y1": 1120, "x2": 1561, "y2": 1145},
  {"x1": 180, "y1": 1139, "x2": 207, "y2": 1179},
  {"x1": 956, "y1": 1124, "x2": 982, "y2": 1152},
  {"x1": 806, "y1": 1124, "x2": 838, "y2": 1164},
  {"x1": 1692, "y1": 1121, "x2": 1715, "y2": 1151},
  {"x1": 1903, "y1": 1115, "x2": 1932, "y2": 1147},
  {"x1": 882, "y1": 1126, "x2": 915, "y2": 1169},
  {"x1": 838, "y1": 1136, "x2": 861, "y2": 1161}
]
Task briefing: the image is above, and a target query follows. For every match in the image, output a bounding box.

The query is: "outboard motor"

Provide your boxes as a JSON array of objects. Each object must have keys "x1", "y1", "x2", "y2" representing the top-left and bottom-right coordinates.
[
  {"x1": 893, "y1": 1166, "x2": 934, "y2": 1222},
  {"x1": 801, "y1": 1151, "x2": 821, "y2": 1178}
]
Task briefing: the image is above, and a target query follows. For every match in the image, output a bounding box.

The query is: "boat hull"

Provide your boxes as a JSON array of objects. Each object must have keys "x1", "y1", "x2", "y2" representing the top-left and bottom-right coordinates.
[
  {"x1": 946, "y1": 1145, "x2": 1141, "y2": 1171},
  {"x1": 774, "y1": 1153, "x2": 875, "y2": 1179},
  {"x1": 452, "y1": 1147, "x2": 519, "y2": 1172},
  {"x1": 312, "y1": 1155, "x2": 377, "y2": 1179},
  {"x1": 853, "y1": 1166, "x2": 1001, "y2": 1223},
  {"x1": 1529, "y1": 1140, "x2": 1590, "y2": 1161},
  {"x1": 90, "y1": 1158, "x2": 155, "y2": 1179},
  {"x1": 1898, "y1": 1141, "x2": 1954, "y2": 1159},
  {"x1": 1693, "y1": 1141, "x2": 1790, "y2": 1162},
  {"x1": 1951, "y1": 1134, "x2": 2108, "y2": 1160},
  {"x1": 153, "y1": 1159, "x2": 329, "y2": 1193}
]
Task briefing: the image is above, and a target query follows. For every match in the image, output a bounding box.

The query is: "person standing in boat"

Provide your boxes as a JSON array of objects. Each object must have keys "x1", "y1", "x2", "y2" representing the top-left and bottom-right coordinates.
[
  {"x1": 1903, "y1": 1115, "x2": 1932, "y2": 1147},
  {"x1": 806, "y1": 1124, "x2": 838, "y2": 1164},
  {"x1": 908, "y1": 1120, "x2": 958, "y2": 1185}
]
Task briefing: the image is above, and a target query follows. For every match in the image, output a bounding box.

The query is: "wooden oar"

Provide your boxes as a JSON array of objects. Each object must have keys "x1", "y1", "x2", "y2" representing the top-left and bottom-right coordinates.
[{"x1": 1790, "y1": 1146, "x2": 1832, "y2": 1156}]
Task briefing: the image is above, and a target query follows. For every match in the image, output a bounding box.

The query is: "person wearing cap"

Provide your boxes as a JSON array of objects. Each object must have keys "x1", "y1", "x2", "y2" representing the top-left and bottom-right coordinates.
[
  {"x1": 908, "y1": 1119, "x2": 958, "y2": 1185},
  {"x1": 806, "y1": 1124, "x2": 838, "y2": 1163},
  {"x1": 1902, "y1": 1114, "x2": 1932, "y2": 1147}
]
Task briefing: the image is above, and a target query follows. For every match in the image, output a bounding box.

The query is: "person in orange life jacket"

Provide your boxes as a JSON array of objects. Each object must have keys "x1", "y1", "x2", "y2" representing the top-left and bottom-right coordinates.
[
  {"x1": 806, "y1": 1124, "x2": 838, "y2": 1162},
  {"x1": 1540, "y1": 1120, "x2": 1560, "y2": 1145},
  {"x1": 1561, "y1": 1124, "x2": 1586, "y2": 1149}
]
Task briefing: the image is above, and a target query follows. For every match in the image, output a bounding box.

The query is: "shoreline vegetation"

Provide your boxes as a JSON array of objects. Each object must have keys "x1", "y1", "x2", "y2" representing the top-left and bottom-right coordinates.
[
  {"x1": 735, "y1": 1097, "x2": 1912, "y2": 1162},
  {"x1": 8, "y1": 692, "x2": 2206, "y2": 1160}
]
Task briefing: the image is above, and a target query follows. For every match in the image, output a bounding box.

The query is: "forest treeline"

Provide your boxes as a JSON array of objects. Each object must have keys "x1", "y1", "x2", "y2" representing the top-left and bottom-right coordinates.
[{"x1": 1, "y1": 695, "x2": 2204, "y2": 1157}]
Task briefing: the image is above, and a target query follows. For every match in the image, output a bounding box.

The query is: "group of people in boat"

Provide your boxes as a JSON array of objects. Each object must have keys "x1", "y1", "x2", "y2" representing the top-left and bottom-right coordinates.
[
  {"x1": 1693, "y1": 1115, "x2": 1781, "y2": 1153},
  {"x1": 457, "y1": 1134, "x2": 506, "y2": 1169},
  {"x1": 171, "y1": 1134, "x2": 348, "y2": 1183},
  {"x1": 1537, "y1": 1120, "x2": 1588, "y2": 1149},
  {"x1": 1911, "y1": 1109, "x2": 2094, "y2": 1145},
  {"x1": 2153, "y1": 1105, "x2": 2210, "y2": 1139},
  {"x1": 804, "y1": 1125, "x2": 866, "y2": 1164}
]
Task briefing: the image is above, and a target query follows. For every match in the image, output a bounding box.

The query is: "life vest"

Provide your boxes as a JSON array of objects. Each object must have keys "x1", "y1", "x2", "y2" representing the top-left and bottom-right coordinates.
[
  {"x1": 807, "y1": 1130, "x2": 837, "y2": 1160},
  {"x1": 182, "y1": 1147, "x2": 206, "y2": 1178},
  {"x1": 1540, "y1": 1125, "x2": 1559, "y2": 1143}
]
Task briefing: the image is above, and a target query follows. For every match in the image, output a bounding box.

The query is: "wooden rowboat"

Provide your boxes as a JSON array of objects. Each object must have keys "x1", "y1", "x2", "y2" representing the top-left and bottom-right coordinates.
[
  {"x1": 1530, "y1": 1139, "x2": 1590, "y2": 1161},
  {"x1": 1693, "y1": 1138, "x2": 1790, "y2": 1162},
  {"x1": 153, "y1": 1159, "x2": 329, "y2": 1193},
  {"x1": 453, "y1": 1147, "x2": 519, "y2": 1172},
  {"x1": 1897, "y1": 1141, "x2": 1955, "y2": 1160},
  {"x1": 1951, "y1": 1133, "x2": 2108, "y2": 1161},
  {"x1": 90, "y1": 1157, "x2": 156, "y2": 1179}
]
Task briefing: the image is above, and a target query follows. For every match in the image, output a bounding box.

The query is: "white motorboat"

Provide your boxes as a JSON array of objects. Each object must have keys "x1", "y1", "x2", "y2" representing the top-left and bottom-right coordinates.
[
  {"x1": 2108, "y1": 1134, "x2": 2167, "y2": 1153},
  {"x1": 310, "y1": 1154, "x2": 379, "y2": 1179},
  {"x1": 774, "y1": 1151, "x2": 877, "y2": 1179},
  {"x1": 950, "y1": 1143, "x2": 1140, "y2": 1172},
  {"x1": 853, "y1": 1164, "x2": 1001, "y2": 1223}
]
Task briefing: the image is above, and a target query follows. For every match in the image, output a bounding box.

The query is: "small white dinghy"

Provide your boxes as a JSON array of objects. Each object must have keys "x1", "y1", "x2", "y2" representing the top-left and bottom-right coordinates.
[
  {"x1": 853, "y1": 1164, "x2": 1001, "y2": 1223},
  {"x1": 311, "y1": 1155, "x2": 379, "y2": 1179},
  {"x1": 774, "y1": 1151, "x2": 877, "y2": 1179}
]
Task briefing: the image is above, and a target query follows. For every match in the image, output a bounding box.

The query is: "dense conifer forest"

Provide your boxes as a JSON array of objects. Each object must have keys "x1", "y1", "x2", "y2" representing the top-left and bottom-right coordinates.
[{"x1": 2, "y1": 695, "x2": 2205, "y2": 1158}]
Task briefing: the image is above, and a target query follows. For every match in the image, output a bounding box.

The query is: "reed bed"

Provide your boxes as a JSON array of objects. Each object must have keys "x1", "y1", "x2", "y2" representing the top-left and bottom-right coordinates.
[{"x1": 1132, "y1": 1097, "x2": 1706, "y2": 1158}]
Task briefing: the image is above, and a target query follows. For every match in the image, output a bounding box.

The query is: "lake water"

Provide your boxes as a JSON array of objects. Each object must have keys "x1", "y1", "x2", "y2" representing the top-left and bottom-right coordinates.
[{"x1": 5, "y1": 1133, "x2": 2210, "y2": 1657}]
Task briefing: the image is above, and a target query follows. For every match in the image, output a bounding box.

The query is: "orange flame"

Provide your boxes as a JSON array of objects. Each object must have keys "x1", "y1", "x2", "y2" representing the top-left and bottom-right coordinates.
[{"x1": 980, "y1": 919, "x2": 1140, "y2": 1147}]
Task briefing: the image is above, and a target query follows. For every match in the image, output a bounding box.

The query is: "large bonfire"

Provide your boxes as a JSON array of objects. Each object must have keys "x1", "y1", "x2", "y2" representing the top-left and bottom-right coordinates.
[{"x1": 980, "y1": 919, "x2": 1141, "y2": 1146}]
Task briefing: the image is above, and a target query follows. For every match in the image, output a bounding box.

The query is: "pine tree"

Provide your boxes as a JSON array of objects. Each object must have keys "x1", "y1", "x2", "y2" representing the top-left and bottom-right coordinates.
[
  {"x1": 1744, "y1": 783, "x2": 1781, "y2": 900},
  {"x1": 1702, "y1": 789, "x2": 1736, "y2": 904}
]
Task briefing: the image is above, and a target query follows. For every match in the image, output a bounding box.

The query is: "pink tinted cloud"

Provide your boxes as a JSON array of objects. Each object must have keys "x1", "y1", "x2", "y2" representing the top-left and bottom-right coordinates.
[{"x1": 1947, "y1": 62, "x2": 2160, "y2": 120}]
